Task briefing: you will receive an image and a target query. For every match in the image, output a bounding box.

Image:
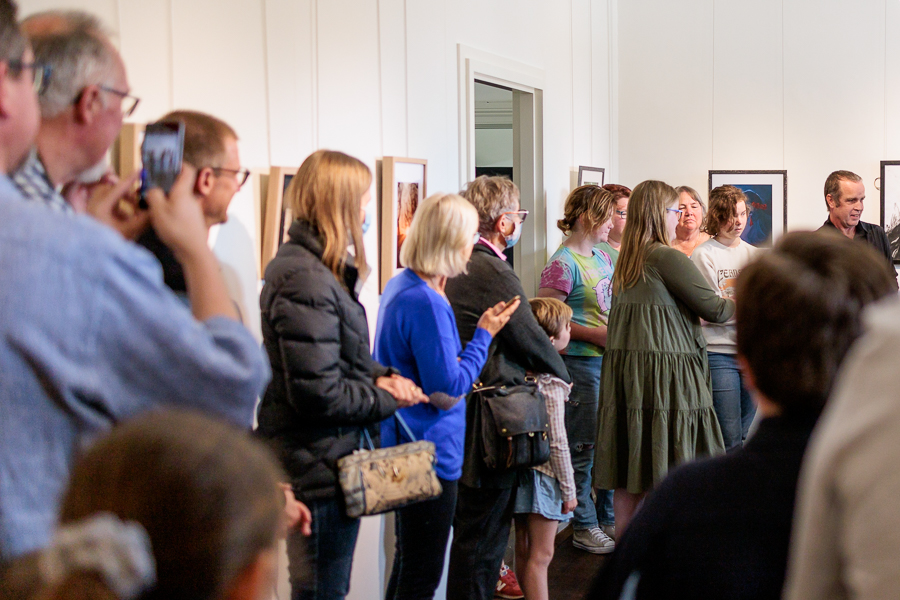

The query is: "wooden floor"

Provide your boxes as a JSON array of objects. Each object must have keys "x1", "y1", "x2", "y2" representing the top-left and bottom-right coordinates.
[{"x1": 546, "y1": 526, "x2": 609, "y2": 600}]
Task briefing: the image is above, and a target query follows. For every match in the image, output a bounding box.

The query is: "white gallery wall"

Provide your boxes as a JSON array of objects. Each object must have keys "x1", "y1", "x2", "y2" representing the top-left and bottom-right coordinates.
[
  {"x1": 617, "y1": 0, "x2": 899, "y2": 233},
  {"x1": 17, "y1": 1, "x2": 617, "y2": 599}
]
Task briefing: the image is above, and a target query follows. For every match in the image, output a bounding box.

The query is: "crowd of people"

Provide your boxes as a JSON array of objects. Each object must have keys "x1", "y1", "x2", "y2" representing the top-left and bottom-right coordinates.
[{"x1": 2, "y1": 3, "x2": 900, "y2": 600}]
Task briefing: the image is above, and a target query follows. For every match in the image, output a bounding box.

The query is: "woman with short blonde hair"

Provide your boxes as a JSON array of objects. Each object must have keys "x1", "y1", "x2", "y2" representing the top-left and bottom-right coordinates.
[
  {"x1": 376, "y1": 192, "x2": 519, "y2": 600},
  {"x1": 671, "y1": 185, "x2": 710, "y2": 257},
  {"x1": 400, "y1": 193, "x2": 479, "y2": 277}
]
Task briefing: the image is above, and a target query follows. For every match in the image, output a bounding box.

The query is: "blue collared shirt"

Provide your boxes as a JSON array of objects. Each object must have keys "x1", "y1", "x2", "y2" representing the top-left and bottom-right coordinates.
[
  {"x1": 11, "y1": 150, "x2": 71, "y2": 213},
  {"x1": 0, "y1": 175, "x2": 271, "y2": 560}
]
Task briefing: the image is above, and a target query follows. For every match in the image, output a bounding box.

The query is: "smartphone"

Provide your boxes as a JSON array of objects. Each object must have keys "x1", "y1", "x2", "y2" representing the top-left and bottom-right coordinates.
[
  {"x1": 503, "y1": 295, "x2": 521, "y2": 310},
  {"x1": 138, "y1": 120, "x2": 185, "y2": 208}
]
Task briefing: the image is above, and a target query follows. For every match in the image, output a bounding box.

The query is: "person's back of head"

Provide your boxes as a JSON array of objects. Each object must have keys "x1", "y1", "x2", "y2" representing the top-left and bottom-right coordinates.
[
  {"x1": 557, "y1": 185, "x2": 616, "y2": 236},
  {"x1": 27, "y1": 410, "x2": 285, "y2": 600},
  {"x1": 736, "y1": 230, "x2": 896, "y2": 417},
  {"x1": 20, "y1": 11, "x2": 118, "y2": 120},
  {"x1": 613, "y1": 180, "x2": 677, "y2": 293},
  {"x1": 462, "y1": 175, "x2": 519, "y2": 236},
  {"x1": 400, "y1": 192, "x2": 479, "y2": 278},
  {"x1": 528, "y1": 297, "x2": 572, "y2": 340},
  {"x1": 287, "y1": 149, "x2": 371, "y2": 283}
]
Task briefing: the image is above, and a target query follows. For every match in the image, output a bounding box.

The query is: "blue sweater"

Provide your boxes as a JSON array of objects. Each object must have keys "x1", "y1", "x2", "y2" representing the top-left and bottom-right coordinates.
[{"x1": 374, "y1": 269, "x2": 492, "y2": 480}]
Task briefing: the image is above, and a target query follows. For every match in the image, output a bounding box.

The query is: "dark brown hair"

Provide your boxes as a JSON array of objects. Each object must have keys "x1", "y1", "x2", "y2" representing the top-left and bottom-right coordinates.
[
  {"x1": 57, "y1": 410, "x2": 285, "y2": 600},
  {"x1": 736, "y1": 231, "x2": 896, "y2": 416},
  {"x1": 557, "y1": 185, "x2": 616, "y2": 235},
  {"x1": 705, "y1": 185, "x2": 747, "y2": 237},
  {"x1": 823, "y1": 170, "x2": 862, "y2": 209},
  {"x1": 161, "y1": 110, "x2": 237, "y2": 170}
]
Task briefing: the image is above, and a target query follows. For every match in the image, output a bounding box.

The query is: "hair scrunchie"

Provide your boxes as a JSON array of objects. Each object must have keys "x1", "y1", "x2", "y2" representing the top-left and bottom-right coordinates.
[{"x1": 39, "y1": 513, "x2": 156, "y2": 599}]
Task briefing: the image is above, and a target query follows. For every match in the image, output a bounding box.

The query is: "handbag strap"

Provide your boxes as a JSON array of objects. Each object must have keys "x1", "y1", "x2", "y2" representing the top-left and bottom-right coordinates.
[
  {"x1": 394, "y1": 411, "x2": 418, "y2": 444},
  {"x1": 359, "y1": 426, "x2": 375, "y2": 451}
]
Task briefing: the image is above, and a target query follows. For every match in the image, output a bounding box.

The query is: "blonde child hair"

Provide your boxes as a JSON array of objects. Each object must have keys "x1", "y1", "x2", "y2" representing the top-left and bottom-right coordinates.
[{"x1": 529, "y1": 297, "x2": 573, "y2": 339}]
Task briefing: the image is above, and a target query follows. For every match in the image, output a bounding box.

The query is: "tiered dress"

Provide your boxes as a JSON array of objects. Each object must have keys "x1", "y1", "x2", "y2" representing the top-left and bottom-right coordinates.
[{"x1": 594, "y1": 244, "x2": 735, "y2": 493}]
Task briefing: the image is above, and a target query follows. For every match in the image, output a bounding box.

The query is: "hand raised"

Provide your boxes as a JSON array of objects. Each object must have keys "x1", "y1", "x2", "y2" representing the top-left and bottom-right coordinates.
[{"x1": 476, "y1": 296, "x2": 521, "y2": 337}]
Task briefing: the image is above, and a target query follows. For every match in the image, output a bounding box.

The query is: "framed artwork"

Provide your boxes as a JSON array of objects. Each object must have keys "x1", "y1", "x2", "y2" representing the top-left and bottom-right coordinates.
[
  {"x1": 880, "y1": 161, "x2": 900, "y2": 264},
  {"x1": 708, "y1": 170, "x2": 787, "y2": 248},
  {"x1": 380, "y1": 156, "x2": 427, "y2": 292},
  {"x1": 113, "y1": 122, "x2": 144, "y2": 178},
  {"x1": 261, "y1": 166, "x2": 298, "y2": 275},
  {"x1": 577, "y1": 166, "x2": 605, "y2": 187}
]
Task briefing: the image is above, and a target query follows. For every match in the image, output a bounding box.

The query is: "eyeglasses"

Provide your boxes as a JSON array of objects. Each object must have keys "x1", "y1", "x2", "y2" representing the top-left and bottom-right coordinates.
[
  {"x1": 212, "y1": 167, "x2": 251, "y2": 189},
  {"x1": 8, "y1": 60, "x2": 51, "y2": 95},
  {"x1": 666, "y1": 208, "x2": 684, "y2": 218},
  {"x1": 98, "y1": 85, "x2": 140, "y2": 117},
  {"x1": 615, "y1": 210, "x2": 627, "y2": 218},
  {"x1": 500, "y1": 209, "x2": 529, "y2": 224}
]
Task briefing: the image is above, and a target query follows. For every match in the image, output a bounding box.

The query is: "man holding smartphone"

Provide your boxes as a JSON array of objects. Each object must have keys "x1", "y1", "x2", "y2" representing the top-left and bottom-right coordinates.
[{"x1": 0, "y1": 1, "x2": 269, "y2": 563}]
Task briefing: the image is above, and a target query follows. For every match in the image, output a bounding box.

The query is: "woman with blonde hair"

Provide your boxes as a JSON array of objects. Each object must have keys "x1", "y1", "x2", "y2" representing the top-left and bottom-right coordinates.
[
  {"x1": 594, "y1": 180, "x2": 734, "y2": 534},
  {"x1": 375, "y1": 193, "x2": 518, "y2": 600},
  {"x1": 256, "y1": 150, "x2": 427, "y2": 600},
  {"x1": 671, "y1": 185, "x2": 710, "y2": 257},
  {"x1": 537, "y1": 185, "x2": 617, "y2": 554}
]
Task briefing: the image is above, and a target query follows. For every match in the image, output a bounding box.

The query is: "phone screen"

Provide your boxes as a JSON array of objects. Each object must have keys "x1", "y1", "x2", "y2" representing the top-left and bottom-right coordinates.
[{"x1": 141, "y1": 121, "x2": 185, "y2": 200}]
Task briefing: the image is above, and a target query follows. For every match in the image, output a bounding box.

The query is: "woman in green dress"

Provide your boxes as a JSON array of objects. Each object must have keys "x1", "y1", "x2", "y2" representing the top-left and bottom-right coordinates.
[{"x1": 594, "y1": 180, "x2": 735, "y2": 534}]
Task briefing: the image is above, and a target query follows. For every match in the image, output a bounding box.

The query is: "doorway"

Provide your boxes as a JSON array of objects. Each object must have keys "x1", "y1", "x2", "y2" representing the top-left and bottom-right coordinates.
[{"x1": 458, "y1": 45, "x2": 545, "y2": 296}]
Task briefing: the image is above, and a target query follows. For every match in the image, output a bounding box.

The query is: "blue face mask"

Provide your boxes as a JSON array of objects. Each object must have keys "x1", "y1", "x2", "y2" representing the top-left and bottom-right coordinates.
[
  {"x1": 362, "y1": 209, "x2": 373, "y2": 234},
  {"x1": 504, "y1": 218, "x2": 522, "y2": 248}
]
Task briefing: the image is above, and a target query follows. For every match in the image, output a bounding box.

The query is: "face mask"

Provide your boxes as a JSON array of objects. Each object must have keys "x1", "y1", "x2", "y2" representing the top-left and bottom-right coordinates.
[
  {"x1": 504, "y1": 218, "x2": 522, "y2": 248},
  {"x1": 361, "y1": 209, "x2": 373, "y2": 234}
]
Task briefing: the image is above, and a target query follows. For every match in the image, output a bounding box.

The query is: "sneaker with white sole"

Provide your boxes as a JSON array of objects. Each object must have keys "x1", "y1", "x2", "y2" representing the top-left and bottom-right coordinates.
[
  {"x1": 601, "y1": 524, "x2": 616, "y2": 540},
  {"x1": 572, "y1": 527, "x2": 615, "y2": 554}
]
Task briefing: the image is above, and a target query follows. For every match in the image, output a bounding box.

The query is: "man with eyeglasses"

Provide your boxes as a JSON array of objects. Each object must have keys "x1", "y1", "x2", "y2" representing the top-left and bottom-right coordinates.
[
  {"x1": 0, "y1": 1, "x2": 269, "y2": 562},
  {"x1": 137, "y1": 110, "x2": 250, "y2": 306},
  {"x1": 13, "y1": 11, "x2": 138, "y2": 216}
]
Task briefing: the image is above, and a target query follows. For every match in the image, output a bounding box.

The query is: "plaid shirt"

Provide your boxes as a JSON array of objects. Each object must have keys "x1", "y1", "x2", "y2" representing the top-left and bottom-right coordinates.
[
  {"x1": 534, "y1": 373, "x2": 576, "y2": 501},
  {"x1": 12, "y1": 150, "x2": 71, "y2": 213}
]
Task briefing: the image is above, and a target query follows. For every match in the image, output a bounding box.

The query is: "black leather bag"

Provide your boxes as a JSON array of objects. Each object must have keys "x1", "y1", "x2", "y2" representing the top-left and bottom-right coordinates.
[{"x1": 475, "y1": 382, "x2": 551, "y2": 470}]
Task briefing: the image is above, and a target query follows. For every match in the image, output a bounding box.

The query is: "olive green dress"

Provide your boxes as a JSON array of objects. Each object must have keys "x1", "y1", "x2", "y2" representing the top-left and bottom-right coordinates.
[{"x1": 594, "y1": 244, "x2": 735, "y2": 493}]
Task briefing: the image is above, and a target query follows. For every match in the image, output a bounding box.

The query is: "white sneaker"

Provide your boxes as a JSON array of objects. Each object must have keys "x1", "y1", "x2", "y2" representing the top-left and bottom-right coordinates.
[{"x1": 572, "y1": 527, "x2": 615, "y2": 554}]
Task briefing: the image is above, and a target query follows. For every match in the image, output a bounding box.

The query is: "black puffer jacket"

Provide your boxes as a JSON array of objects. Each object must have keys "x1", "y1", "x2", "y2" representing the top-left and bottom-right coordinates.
[{"x1": 257, "y1": 219, "x2": 398, "y2": 503}]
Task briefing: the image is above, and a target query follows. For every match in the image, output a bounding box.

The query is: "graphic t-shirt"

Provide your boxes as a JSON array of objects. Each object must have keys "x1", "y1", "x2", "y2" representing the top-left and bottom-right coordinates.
[
  {"x1": 691, "y1": 237, "x2": 760, "y2": 353},
  {"x1": 539, "y1": 246, "x2": 614, "y2": 356}
]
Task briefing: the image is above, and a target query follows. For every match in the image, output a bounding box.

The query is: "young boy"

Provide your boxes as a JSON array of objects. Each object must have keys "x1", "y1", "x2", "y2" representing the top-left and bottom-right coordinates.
[{"x1": 511, "y1": 298, "x2": 578, "y2": 600}]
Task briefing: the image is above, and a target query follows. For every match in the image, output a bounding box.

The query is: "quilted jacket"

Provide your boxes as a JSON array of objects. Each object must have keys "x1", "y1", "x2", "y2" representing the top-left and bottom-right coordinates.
[{"x1": 257, "y1": 219, "x2": 398, "y2": 503}]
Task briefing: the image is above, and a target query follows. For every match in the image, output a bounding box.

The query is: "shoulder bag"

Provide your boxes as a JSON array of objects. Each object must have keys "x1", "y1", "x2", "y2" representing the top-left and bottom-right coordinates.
[
  {"x1": 337, "y1": 413, "x2": 442, "y2": 518},
  {"x1": 474, "y1": 380, "x2": 551, "y2": 471}
]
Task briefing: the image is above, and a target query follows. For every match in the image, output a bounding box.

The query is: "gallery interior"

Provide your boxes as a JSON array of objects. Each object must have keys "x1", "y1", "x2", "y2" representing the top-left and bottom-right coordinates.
[{"x1": 15, "y1": 0, "x2": 900, "y2": 598}]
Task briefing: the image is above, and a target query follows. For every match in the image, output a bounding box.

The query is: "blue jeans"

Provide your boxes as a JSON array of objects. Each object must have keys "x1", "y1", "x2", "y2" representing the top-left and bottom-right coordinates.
[
  {"x1": 708, "y1": 352, "x2": 755, "y2": 452},
  {"x1": 287, "y1": 497, "x2": 361, "y2": 600},
  {"x1": 562, "y1": 355, "x2": 614, "y2": 529}
]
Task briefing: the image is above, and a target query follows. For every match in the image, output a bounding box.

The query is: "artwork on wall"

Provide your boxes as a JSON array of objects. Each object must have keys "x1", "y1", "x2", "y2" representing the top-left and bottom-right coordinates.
[
  {"x1": 577, "y1": 166, "x2": 605, "y2": 187},
  {"x1": 880, "y1": 161, "x2": 900, "y2": 264},
  {"x1": 261, "y1": 166, "x2": 298, "y2": 275},
  {"x1": 113, "y1": 122, "x2": 144, "y2": 178},
  {"x1": 708, "y1": 170, "x2": 787, "y2": 248},
  {"x1": 380, "y1": 156, "x2": 427, "y2": 292}
]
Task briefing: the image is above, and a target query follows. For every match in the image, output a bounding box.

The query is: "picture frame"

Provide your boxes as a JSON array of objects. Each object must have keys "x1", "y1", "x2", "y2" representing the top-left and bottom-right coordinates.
[
  {"x1": 708, "y1": 170, "x2": 787, "y2": 248},
  {"x1": 577, "y1": 165, "x2": 605, "y2": 187},
  {"x1": 380, "y1": 156, "x2": 427, "y2": 292},
  {"x1": 879, "y1": 161, "x2": 900, "y2": 264},
  {"x1": 261, "y1": 166, "x2": 298, "y2": 275},
  {"x1": 112, "y1": 122, "x2": 144, "y2": 178}
]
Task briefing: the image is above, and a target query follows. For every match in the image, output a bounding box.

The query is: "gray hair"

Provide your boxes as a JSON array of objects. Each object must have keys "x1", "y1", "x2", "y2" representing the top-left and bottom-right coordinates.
[{"x1": 21, "y1": 11, "x2": 119, "y2": 118}]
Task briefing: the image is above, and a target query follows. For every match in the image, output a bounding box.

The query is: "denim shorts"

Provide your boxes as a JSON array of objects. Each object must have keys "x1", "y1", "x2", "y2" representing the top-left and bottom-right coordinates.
[{"x1": 513, "y1": 469, "x2": 572, "y2": 522}]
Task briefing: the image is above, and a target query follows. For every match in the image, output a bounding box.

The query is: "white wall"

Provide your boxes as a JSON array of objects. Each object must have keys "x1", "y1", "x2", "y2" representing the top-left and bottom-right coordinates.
[
  {"x1": 18, "y1": 1, "x2": 616, "y2": 598},
  {"x1": 617, "y1": 0, "x2": 892, "y2": 233}
]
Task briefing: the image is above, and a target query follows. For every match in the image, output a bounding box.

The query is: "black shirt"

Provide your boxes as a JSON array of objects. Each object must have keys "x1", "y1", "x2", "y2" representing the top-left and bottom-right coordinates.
[{"x1": 819, "y1": 218, "x2": 898, "y2": 288}]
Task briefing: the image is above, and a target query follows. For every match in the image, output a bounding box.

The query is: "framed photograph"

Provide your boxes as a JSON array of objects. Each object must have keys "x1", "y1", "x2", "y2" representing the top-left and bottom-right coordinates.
[
  {"x1": 380, "y1": 156, "x2": 427, "y2": 292},
  {"x1": 708, "y1": 170, "x2": 787, "y2": 248},
  {"x1": 880, "y1": 161, "x2": 900, "y2": 264},
  {"x1": 577, "y1": 165, "x2": 605, "y2": 187},
  {"x1": 261, "y1": 166, "x2": 298, "y2": 275}
]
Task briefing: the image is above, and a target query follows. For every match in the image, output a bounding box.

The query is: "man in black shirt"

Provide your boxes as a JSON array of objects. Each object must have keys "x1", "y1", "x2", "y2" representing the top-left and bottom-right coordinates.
[{"x1": 818, "y1": 169, "x2": 898, "y2": 288}]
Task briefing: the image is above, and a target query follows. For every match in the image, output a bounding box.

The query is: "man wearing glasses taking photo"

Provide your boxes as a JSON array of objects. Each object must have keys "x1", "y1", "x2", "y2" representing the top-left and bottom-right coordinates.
[{"x1": 14, "y1": 11, "x2": 138, "y2": 215}]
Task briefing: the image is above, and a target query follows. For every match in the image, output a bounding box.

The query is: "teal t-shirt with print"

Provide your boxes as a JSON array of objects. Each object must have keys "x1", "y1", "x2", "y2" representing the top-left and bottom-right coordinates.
[{"x1": 539, "y1": 246, "x2": 614, "y2": 357}]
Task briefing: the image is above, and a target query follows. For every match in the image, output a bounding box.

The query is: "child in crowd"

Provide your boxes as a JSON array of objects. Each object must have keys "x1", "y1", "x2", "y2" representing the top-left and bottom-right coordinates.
[
  {"x1": 512, "y1": 298, "x2": 578, "y2": 600},
  {"x1": 691, "y1": 185, "x2": 760, "y2": 451},
  {"x1": 0, "y1": 410, "x2": 286, "y2": 600}
]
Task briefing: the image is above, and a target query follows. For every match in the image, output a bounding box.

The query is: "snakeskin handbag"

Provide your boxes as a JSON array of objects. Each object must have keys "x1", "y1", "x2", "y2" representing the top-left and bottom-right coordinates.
[{"x1": 337, "y1": 414, "x2": 442, "y2": 518}]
